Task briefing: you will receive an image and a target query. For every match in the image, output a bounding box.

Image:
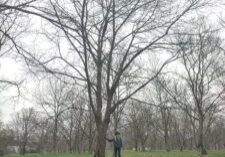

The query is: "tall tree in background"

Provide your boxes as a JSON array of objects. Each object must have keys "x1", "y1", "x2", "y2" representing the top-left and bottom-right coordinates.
[
  {"x1": 36, "y1": 77, "x2": 72, "y2": 153},
  {"x1": 178, "y1": 29, "x2": 224, "y2": 155},
  {"x1": 161, "y1": 23, "x2": 225, "y2": 155},
  {"x1": 151, "y1": 80, "x2": 172, "y2": 152},
  {"x1": 12, "y1": 108, "x2": 37, "y2": 155}
]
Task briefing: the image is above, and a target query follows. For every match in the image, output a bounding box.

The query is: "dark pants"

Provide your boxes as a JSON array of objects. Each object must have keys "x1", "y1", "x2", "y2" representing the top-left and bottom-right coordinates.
[{"x1": 114, "y1": 147, "x2": 121, "y2": 157}]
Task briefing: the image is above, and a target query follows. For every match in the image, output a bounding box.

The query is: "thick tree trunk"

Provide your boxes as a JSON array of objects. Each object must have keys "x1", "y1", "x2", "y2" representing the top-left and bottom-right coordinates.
[
  {"x1": 141, "y1": 142, "x2": 145, "y2": 152},
  {"x1": 94, "y1": 124, "x2": 107, "y2": 157},
  {"x1": 21, "y1": 142, "x2": 26, "y2": 155},
  {"x1": 161, "y1": 107, "x2": 170, "y2": 152},
  {"x1": 21, "y1": 131, "x2": 28, "y2": 155},
  {"x1": 179, "y1": 146, "x2": 183, "y2": 152},
  {"x1": 88, "y1": 110, "x2": 94, "y2": 154},
  {"x1": 165, "y1": 135, "x2": 170, "y2": 152},
  {"x1": 164, "y1": 127, "x2": 170, "y2": 152},
  {"x1": 53, "y1": 128, "x2": 57, "y2": 152},
  {"x1": 68, "y1": 139, "x2": 72, "y2": 153},
  {"x1": 135, "y1": 139, "x2": 138, "y2": 151},
  {"x1": 52, "y1": 116, "x2": 59, "y2": 153},
  {"x1": 180, "y1": 139, "x2": 186, "y2": 152},
  {"x1": 88, "y1": 137, "x2": 94, "y2": 153},
  {"x1": 198, "y1": 118, "x2": 207, "y2": 155}
]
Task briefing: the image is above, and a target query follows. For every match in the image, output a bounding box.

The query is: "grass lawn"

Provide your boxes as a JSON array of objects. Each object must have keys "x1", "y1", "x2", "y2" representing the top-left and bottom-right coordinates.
[{"x1": 4, "y1": 150, "x2": 225, "y2": 157}]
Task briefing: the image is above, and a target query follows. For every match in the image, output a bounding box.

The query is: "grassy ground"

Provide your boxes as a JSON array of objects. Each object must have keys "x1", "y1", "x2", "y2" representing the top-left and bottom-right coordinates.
[{"x1": 4, "y1": 150, "x2": 225, "y2": 157}]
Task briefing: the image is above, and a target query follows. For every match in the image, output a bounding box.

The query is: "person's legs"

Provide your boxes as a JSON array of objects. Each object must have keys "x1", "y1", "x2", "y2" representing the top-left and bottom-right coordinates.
[
  {"x1": 118, "y1": 148, "x2": 121, "y2": 157},
  {"x1": 114, "y1": 147, "x2": 117, "y2": 157}
]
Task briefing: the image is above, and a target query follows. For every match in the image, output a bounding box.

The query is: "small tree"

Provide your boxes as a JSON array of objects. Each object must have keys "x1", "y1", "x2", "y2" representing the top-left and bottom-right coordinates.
[
  {"x1": 12, "y1": 108, "x2": 37, "y2": 155},
  {"x1": 36, "y1": 77, "x2": 72, "y2": 153}
]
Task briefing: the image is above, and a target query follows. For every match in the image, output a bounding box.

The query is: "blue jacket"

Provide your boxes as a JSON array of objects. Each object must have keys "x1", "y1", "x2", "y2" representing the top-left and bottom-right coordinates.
[{"x1": 107, "y1": 136, "x2": 123, "y2": 148}]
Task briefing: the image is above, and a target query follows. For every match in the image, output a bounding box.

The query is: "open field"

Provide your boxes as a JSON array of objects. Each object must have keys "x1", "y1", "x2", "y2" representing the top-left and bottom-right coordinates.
[{"x1": 4, "y1": 150, "x2": 225, "y2": 157}]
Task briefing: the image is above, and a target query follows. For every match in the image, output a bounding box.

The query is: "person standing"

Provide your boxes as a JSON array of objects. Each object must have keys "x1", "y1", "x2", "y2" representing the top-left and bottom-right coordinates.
[{"x1": 106, "y1": 131, "x2": 123, "y2": 157}]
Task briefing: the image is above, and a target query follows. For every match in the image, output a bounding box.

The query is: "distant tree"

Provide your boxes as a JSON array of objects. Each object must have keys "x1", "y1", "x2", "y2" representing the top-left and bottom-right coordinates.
[
  {"x1": 161, "y1": 22, "x2": 225, "y2": 155},
  {"x1": 36, "y1": 77, "x2": 73, "y2": 153},
  {"x1": 127, "y1": 100, "x2": 153, "y2": 151},
  {"x1": 150, "y1": 79, "x2": 173, "y2": 152},
  {"x1": 11, "y1": 108, "x2": 37, "y2": 155},
  {"x1": 59, "y1": 90, "x2": 89, "y2": 153}
]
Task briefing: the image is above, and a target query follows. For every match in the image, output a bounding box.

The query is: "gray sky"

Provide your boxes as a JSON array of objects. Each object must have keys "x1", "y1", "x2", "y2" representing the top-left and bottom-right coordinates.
[{"x1": 0, "y1": 57, "x2": 34, "y2": 122}]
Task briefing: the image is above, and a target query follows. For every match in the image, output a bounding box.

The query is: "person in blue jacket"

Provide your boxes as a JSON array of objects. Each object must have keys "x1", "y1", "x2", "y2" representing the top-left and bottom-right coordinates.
[{"x1": 106, "y1": 131, "x2": 123, "y2": 157}]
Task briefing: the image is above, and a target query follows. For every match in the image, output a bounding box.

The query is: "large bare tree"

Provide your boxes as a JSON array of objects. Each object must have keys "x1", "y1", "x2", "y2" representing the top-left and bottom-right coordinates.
[{"x1": 1, "y1": 0, "x2": 208, "y2": 156}]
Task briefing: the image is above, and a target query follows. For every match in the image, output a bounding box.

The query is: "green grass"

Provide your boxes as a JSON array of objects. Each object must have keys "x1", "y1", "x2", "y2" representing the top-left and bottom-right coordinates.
[
  {"x1": 4, "y1": 154, "x2": 90, "y2": 157},
  {"x1": 4, "y1": 150, "x2": 225, "y2": 157}
]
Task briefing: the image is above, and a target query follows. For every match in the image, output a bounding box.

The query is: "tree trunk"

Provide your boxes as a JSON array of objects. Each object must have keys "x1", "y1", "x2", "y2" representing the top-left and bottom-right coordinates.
[
  {"x1": 21, "y1": 142, "x2": 26, "y2": 155},
  {"x1": 21, "y1": 131, "x2": 28, "y2": 155},
  {"x1": 88, "y1": 137, "x2": 94, "y2": 154},
  {"x1": 94, "y1": 124, "x2": 107, "y2": 157},
  {"x1": 88, "y1": 105, "x2": 94, "y2": 154},
  {"x1": 135, "y1": 139, "x2": 138, "y2": 151},
  {"x1": 164, "y1": 127, "x2": 170, "y2": 152},
  {"x1": 53, "y1": 117, "x2": 58, "y2": 153},
  {"x1": 68, "y1": 139, "x2": 72, "y2": 153},
  {"x1": 141, "y1": 141, "x2": 145, "y2": 152},
  {"x1": 198, "y1": 117, "x2": 207, "y2": 155}
]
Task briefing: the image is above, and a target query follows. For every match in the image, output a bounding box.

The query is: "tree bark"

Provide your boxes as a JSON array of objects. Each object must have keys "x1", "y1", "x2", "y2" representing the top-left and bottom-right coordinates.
[
  {"x1": 198, "y1": 117, "x2": 207, "y2": 155},
  {"x1": 53, "y1": 117, "x2": 58, "y2": 153},
  {"x1": 141, "y1": 141, "x2": 145, "y2": 152},
  {"x1": 94, "y1": 123, "x2": 107, "y2": 157},
  {"x1": 21, "y1": 128, "x2": 28, "y2": 155},
  {"x1": 135, "y1": 139, "x2": 138, "y2": 151},
  {"x1": 68, "y1": 139, "x2": 72, "y2": 153},
  {"x1": 164, "y1": 131, "x2": 170, "y2": 152},
  {"x1": 21, "y1": 140, "x2": 26, "y2": 155}
]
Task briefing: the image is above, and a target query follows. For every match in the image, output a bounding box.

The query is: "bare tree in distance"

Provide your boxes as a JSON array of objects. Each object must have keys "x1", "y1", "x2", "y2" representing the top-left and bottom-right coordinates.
[
  {"x1": 11, "y1": 108, "x2": 37, "y2": 155},
  {"x1": 36, "y1": 77, "x2": 73, "y2": 153},
  {"x1": 159, "y1": 22, "x2": 225, "y2": 155},
  {"x1": 151, "y1": 79, "x2": 172, "y2": 152}
]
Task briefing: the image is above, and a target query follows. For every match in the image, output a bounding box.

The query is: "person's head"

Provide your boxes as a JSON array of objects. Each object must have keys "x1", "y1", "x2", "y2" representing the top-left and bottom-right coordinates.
[{"x1": 115, "y1": 131, "x2": 120, "y2": 137}]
